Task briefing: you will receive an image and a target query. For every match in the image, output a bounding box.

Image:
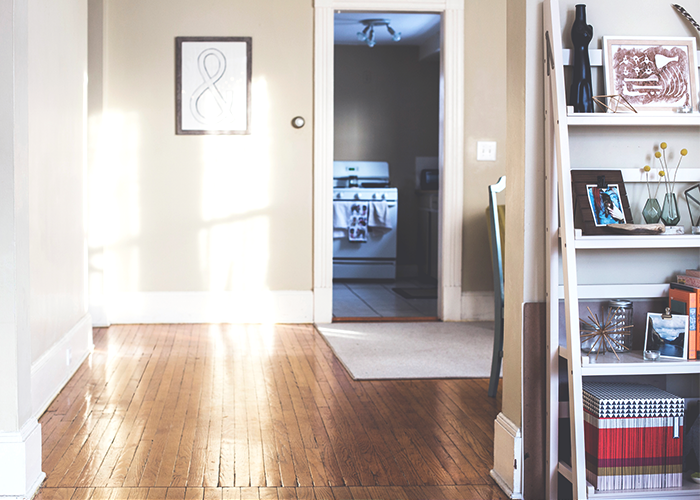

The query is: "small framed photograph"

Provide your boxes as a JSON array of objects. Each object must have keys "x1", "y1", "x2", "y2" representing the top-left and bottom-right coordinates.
[
  {"x1": 644, "y1": 312, "x2": 689, "y2": 359},
  {"x1": 603, "y1": 36, "x2": 699, "y2": 112},
  {"x1": 571, "y1": 170, "x2": 633, "y2": 235},
  {"x1": 586, "y1": 184, "x2": 627, "y2": 226},
  {"x1": 176, "y1": 36, "x2": 252, "y2": 135}
]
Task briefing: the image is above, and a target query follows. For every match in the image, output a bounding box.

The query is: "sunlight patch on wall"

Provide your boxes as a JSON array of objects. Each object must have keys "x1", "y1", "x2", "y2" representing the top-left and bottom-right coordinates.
[
  {"x1": 93, "y1": 111, "x2": 142, "y2": 292},
  {"x1": 199, "y1": 77, "x2": 272, "y2": 294}
]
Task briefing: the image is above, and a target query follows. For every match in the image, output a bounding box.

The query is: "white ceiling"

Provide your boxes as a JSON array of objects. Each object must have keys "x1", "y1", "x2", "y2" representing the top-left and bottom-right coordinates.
[{"x1": 334, "y1": 12, "x2": 441, "y2": 46}]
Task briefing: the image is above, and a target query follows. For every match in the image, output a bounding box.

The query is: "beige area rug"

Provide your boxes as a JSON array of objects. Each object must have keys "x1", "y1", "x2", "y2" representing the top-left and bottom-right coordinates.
[{"x1": 315, "y1": 321, "x2": 497, "y2": 380}]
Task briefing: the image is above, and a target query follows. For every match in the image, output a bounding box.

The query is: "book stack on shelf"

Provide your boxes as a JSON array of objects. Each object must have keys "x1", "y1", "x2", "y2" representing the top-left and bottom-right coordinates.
[
  {"x1": 583, "y1": 382, "x2": 685, "y2": 492},
  {"x1": 671, "y1": 270, "x2": 700, "y2": 360}
]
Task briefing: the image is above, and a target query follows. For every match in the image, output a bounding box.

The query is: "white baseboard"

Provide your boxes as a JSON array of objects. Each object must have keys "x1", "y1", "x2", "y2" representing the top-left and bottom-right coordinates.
[
  {"x1": 31, "y1": 313, "x2": 94, "y2": 417},
  {"x1": 441, "y1": 285, "x2": 462, "y2": 321},
  {"x1": 461, "y1": 291, "x2": 495, "y2": 321},
  {"x1": 105, "y1": 291, "x2": 314, "y2": 324},
  {"x1": 0, "y1": 419, "x2": 45, "y2": 499},
  {"x1": 88, "y1": 294, "x2": 110, "y2": 327},
  {"x1": 314, "y1": 287, "x2": 333, "y2": 324},
  {"x1": 492, "y1": 412, "x2": 523, "y2": 499}
]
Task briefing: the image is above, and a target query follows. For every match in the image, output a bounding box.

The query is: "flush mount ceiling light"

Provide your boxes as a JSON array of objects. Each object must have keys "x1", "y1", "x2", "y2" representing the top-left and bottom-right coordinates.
[{"x1": 356, "y1": 19, "x2": 401, "y2": 47}]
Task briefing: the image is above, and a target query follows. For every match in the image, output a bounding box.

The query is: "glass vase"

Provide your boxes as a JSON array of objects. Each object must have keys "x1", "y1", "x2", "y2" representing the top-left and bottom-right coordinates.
[
  {"x1": 642, "y1": 198, "x2": 661, "y2": 224},
  {"x1": 661, "y1": 193, "x2": 680, "y2": 226}
]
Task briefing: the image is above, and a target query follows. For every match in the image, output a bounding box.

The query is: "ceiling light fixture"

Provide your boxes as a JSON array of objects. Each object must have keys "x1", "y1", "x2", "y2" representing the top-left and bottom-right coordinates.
[{"x1": 356, "y1": 19, "x2": 401, "y2": 47}]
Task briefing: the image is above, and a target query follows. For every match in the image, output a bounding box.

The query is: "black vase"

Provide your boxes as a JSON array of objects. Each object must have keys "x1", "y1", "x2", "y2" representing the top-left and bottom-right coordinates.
[{"x1": 569, "y1": 4, "x2": 594, "y2": 113}]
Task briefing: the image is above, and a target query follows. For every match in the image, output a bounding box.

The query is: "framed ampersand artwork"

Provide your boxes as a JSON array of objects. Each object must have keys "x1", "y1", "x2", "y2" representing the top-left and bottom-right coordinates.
[
  {"x1": 603, "y1": 36, "x2": 699, "y2": 113},
  {"x1": 176, "y1": 36, "x2": 252, "y2": 135}
]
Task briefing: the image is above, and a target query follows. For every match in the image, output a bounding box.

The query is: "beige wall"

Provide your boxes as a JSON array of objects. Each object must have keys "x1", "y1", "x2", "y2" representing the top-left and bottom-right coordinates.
[
  {"x1": 334, "y1": 45, "x2": 440, "y2": 270},
  {"x1": 98, "y1": 0, "x2": 313, "y2": 295},
  {"x1": 28, "y1": 0, "x2": 88, "y2": 363},
  {"x1": 96, "y1": 0, "x2": 507, "y2": 303},
  {"x1": 463, "y1": 0, "x2": 508, "y2": 292},
  {"x1": 503, "y1": 0, "x2": 548, "y2": 428}
]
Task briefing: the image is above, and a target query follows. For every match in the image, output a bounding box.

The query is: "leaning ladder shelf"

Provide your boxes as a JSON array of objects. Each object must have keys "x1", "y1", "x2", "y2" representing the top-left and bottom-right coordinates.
[{"x1": 543, "y1": 0, "x2": 700, "y2": 499}]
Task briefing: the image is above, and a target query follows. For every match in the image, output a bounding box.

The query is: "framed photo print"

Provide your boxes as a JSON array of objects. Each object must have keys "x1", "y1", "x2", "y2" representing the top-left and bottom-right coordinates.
[
  {"x1": 603, "y1": 36, "x2": 699, "y2": 112},
  {"x1": 176, "y1": 36, "x2": 252, "y2": 135},
  {"x1": 571, "y1": 170, "x2": 633, "y2": 235},
  {"x1": 644, "y1": 312, "x2": 688, "y2": 359}
]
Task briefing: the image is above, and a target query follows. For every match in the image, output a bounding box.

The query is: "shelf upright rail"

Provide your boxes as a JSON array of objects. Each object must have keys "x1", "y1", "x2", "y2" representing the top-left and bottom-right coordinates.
[
  {"x1": 543, "y1": 0, "x2": 559, "y2": 497},
  {"x1": 543, "y1": 0, "x2": 587, "y2": 498}
]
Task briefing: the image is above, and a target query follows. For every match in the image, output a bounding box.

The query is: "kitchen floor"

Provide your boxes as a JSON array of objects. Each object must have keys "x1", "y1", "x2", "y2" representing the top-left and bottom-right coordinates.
[{"x1": 333, "y1": 278, "x2": 438, "y2": 319}]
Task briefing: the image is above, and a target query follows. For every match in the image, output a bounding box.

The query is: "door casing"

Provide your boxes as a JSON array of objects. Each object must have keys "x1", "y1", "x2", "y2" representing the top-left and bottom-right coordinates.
[{"x1": 313, "y1": 0, "x2": 465, "y2": 323}]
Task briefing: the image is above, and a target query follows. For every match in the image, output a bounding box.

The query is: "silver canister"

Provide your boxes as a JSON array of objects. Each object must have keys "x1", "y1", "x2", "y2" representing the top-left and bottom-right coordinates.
[{"x1": 606, "y1": 299, "x2": 633, "y2": 352}]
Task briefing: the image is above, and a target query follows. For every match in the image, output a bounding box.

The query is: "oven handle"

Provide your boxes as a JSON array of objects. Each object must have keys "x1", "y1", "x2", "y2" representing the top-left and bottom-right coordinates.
[{"x1": 333, "y1": 200, "x2": 397, "y2": 206}]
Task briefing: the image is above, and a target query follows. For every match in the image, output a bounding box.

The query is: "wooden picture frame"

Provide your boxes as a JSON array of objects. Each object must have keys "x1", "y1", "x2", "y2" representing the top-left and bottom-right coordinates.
[
  {"x1": 644, "y1": 312, "x2": 689, "y2": 360},
  {"x1": 176, "y1": 36, "x2": 252, "y2": 135},
  {"x1": 603, "y1": 36, "x2": 699, "y2": 113},
  {"x1": 571, "y1": 170, "x2": 633, "y2": 235}
]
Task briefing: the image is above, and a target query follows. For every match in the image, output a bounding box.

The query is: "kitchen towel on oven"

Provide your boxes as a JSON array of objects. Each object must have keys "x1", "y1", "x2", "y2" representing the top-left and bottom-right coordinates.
[
  {"x1": 369, "y1": 200, "x2": 393, "y2": 230},
  {"x1": 333, "y1": 201, "x2": 368, "y2": 241},
  {"x1": 348, "y1": 202, "x2": 368, "y2": 242}
]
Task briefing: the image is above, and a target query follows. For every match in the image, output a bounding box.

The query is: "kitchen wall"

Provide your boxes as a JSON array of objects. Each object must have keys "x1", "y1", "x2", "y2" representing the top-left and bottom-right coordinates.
[{"x1": 334, "y1": 45, "x2": 440, "y2": 273}]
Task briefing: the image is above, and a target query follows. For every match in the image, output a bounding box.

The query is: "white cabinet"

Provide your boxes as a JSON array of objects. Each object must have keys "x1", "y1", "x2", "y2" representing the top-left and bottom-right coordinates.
[{"x1": 544, "y1": 1, "x2": 700, "y2": 498}]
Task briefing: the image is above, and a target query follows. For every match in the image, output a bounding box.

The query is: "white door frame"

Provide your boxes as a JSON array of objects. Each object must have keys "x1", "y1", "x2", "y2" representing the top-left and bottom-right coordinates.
[{"x1": 313, "y1": 0, "x2": 464, "y2": 323}]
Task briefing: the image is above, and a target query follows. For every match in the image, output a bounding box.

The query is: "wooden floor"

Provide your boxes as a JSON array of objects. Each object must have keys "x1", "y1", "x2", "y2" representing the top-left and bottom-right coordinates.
[{"x1": 36, "y1": 324, "x2": 506, "y2": 500}]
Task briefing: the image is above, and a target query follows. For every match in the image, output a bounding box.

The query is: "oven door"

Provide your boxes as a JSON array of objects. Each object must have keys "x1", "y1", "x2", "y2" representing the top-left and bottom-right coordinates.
[{"x1": 332, "y1": 194, "x2": 398, "y2": 279}]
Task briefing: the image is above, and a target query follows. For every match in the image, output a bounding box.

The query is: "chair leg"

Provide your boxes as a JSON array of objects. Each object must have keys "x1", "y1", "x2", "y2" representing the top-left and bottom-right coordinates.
[{"x1": 488, "y1": 316, "x2": 504, "y2": 398}]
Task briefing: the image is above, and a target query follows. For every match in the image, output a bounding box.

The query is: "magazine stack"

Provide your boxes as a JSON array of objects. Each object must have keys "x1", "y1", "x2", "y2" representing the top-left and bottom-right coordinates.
[{"x1": 583, "y1": 382, "x2": 685, "y2": 491}]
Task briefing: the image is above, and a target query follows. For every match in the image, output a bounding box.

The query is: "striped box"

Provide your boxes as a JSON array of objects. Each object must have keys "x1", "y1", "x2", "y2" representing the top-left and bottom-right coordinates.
[{"x1": 583, "y1": 382, "x2": 684, "y2": 491}]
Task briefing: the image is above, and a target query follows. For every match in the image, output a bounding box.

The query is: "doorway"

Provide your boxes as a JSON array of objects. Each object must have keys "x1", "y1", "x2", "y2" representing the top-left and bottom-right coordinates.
[
  {"x1": 332, "y1": 12, "x2": 441, "y2": 320},
  {"x1": 313, "y1": 0, "x2": 465, "y2": 324}
]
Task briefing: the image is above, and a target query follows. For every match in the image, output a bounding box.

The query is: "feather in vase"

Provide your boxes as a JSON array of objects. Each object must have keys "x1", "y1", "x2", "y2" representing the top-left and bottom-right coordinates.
[{"x1": 673, "y1": 3, "x2": 700, "y2": 33}]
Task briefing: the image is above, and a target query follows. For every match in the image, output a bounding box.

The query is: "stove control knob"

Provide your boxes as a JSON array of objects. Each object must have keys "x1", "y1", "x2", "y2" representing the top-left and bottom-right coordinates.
[
  {"x1": 354, "y1": 194, "x2": 359, "y2": 200},
  {"x1": 381, "y1": 193, "x2": 386, "y2": 200},
  {"x1": 372, "y1": 193, "x2": 377, "y2": 199}
]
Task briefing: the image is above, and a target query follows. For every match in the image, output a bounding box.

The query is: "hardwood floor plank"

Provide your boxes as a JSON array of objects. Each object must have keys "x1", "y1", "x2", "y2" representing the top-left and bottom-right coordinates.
[
  {"x1": 327, "y1": 488, "x2": 352, "y2": 500},
  {"x1": 37, "y1": 324, "x2": 505, "y2": 500}
]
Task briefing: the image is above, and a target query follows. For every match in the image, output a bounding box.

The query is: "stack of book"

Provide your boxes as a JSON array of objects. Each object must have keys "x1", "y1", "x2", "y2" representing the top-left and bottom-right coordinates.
[
  {"x1": 670, "y1": 269, "x2": 700, "y2": 360},
  {"x1": 583, "y1": 382, "x2": 684, "y2": 491}
]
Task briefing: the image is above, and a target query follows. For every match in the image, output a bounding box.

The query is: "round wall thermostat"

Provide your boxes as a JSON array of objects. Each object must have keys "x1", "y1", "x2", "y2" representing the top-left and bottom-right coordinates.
[{"x1": 291, "y1": 116, "x2": 305, "y2": 128}]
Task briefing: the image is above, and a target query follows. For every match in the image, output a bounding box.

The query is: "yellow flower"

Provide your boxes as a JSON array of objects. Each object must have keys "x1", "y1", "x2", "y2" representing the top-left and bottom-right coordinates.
[
  {"x1": 655, "y1": 151, "x2": 662, "y2": 158},
  {"x1": 659, "y1": 170, "x2": 666, "y2": 177},
  {"x1": 681, "y1": 149, "x2": 688, "y2": 156},
  {"x1": 643, "y1": 165, "x2": 651, "y2": 172},
  {"x1": 661, "y1": 142, "x2": 668, "y2": 149}
]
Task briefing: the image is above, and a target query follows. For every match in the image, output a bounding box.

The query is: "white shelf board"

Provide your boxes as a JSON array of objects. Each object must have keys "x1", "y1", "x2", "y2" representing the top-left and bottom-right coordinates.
[
  {"x1": 567, "y1": 113, "x2": 700, "y2": 126},
  {"x1": 558, "y1": 284, "x2": 669, "y2": 300},
  {"x1": 559, "y1": 462, "x2": 700, "y2": 499},
  {"x1": 574, "y1": 234, "x2": 700, "y2": 250},
  {"x1": 562, "y1": 48, "x2": 700, "y2": 69},
  {"x1": 586, "y1": 479, "x2": 700, "y2": 499},
  {"x1": 558, "y1": 348, "x2": 700, "y2": 376}
]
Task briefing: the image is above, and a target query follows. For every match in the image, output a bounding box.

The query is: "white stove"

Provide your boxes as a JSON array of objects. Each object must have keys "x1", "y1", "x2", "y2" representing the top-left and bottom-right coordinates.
[{"x1": 333, "y1": 161, "x2": 398, "y2": 279}]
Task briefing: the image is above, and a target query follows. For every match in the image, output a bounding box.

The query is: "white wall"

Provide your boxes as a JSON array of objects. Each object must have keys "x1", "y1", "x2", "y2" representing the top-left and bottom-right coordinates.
[
  {"x1": 29, "y1": 0, "x2": 90, "y2": 364},
  {"x1": 27, "y1": 0, "x2": 92, "y2": 418},
  {"x1": 1, "y1": 0, "x2": 89, "y2": 496}
]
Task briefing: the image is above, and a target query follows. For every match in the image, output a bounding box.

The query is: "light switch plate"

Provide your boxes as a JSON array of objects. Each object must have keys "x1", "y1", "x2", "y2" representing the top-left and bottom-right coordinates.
[{"x1": 477, "y1": 141, "x2": 497, "y2": 161}]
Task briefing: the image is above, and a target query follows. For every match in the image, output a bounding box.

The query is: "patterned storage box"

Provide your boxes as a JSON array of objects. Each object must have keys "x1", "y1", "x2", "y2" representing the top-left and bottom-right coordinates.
[{"x1": 583, "y1": 382, "x2": 684, "y2": 491}]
